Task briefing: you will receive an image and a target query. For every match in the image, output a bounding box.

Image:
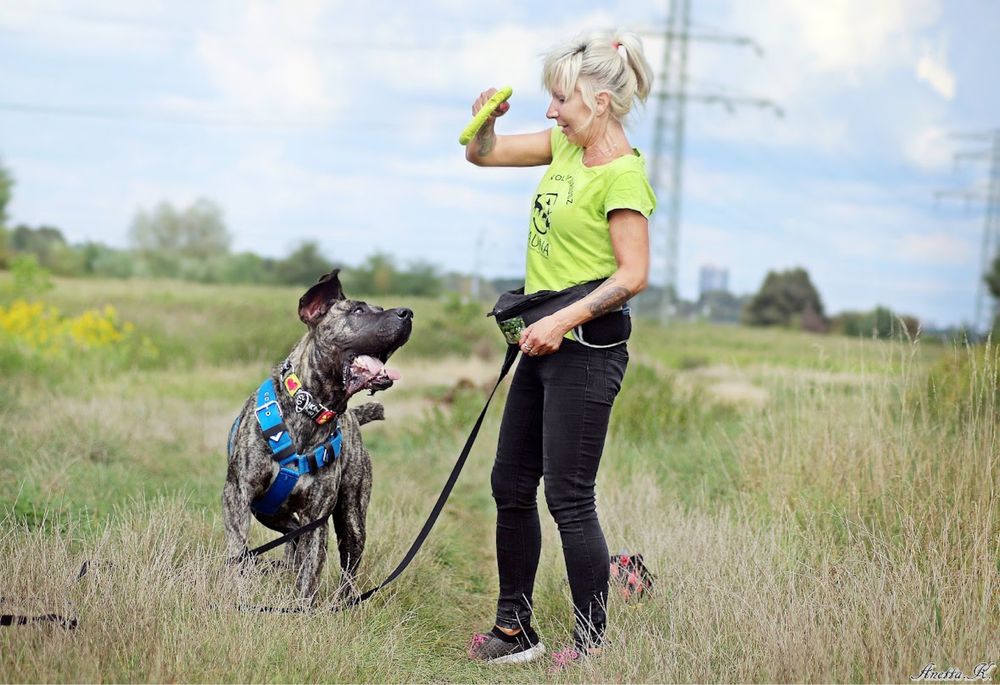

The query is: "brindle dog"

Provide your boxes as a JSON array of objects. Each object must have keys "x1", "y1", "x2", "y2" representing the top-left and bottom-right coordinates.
[{"x1": 223, "y1": 269, "x2": 412, "y2": 601}]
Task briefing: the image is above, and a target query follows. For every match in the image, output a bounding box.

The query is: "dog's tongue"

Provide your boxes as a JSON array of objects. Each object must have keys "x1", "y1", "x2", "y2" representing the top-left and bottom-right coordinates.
[{"x1": 347, "y1": 355, "x2": 401, "y2": 396}]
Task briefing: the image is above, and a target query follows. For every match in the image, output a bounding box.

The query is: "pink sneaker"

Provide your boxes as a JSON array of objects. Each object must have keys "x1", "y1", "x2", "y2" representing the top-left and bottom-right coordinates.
[
  {"x1": 548, "y1": 646, "x2": 583, "y2": 673},
  {"x1": 468, "y1": 626, "x2": 546, "y2": 664}
]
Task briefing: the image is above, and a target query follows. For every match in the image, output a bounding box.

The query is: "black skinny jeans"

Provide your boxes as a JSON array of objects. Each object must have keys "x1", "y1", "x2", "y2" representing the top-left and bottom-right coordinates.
[{"x1": 491, "y1": 338, "x2": 628, "y2": 648}]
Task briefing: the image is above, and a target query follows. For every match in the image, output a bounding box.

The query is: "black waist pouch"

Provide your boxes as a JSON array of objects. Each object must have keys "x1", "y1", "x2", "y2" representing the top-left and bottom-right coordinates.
[
  {"x1": 488, "y1": 279, "x2": 631, "y2": 348},
  {"x1": 572, "y1": 307, "x2": 631, "y2": 348}
]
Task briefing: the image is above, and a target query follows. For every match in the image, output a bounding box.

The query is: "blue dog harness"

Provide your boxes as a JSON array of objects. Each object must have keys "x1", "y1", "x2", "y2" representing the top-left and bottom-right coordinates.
[{"x1": 229, "y1": 375, "x2": 343, "y2": 516}]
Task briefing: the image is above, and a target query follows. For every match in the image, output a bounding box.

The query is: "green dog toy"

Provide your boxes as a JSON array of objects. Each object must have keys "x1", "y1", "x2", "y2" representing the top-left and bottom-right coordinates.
[{"x1": 459, "y1": 86, "x2": 513, "y2": 145}]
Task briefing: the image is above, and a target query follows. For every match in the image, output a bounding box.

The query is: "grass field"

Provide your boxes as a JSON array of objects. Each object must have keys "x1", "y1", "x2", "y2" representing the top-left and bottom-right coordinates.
[{"x1": 1, "y1": 275, "x2": 997, "y2": 683}]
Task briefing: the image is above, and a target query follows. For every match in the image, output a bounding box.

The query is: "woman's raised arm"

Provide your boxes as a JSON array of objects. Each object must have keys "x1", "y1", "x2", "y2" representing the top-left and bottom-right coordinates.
[{"x1": 464, "y1": 88, "x2": 553, "y2": 167}]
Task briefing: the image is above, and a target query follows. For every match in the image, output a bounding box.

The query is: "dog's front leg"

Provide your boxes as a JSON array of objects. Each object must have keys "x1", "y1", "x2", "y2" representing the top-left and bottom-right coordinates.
[
  {"x1": 332, "y1": 482, "x2": 370, "y2": 600},
  {"x1": 292, "y1": 521, "x2": 329, "y2": 603},
  {"x1": 222, "y1": 478, "x2": 254, "y2": 563},
  {"x1": 282, "y1": 536, "x2": 298, "y2": 572}
]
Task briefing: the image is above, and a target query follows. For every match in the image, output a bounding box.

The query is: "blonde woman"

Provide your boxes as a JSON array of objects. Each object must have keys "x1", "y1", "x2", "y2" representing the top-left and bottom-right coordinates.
[{"x1": 464, "y1": 30, "x2": 656, "y2": 667}]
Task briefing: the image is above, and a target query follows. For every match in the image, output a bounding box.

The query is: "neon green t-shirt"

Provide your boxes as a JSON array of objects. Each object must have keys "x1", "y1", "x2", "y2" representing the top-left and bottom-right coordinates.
[{"x1": 524, "y1": 127, "x2": 656, "y2": 295}]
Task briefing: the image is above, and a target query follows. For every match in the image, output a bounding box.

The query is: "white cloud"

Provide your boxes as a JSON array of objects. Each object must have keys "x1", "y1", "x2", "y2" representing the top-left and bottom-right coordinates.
[
  {"x1": 191, "y1": 0, "x2": 343, "y2": 121},
  {"x1": 365, "y1": 11, "x2": 620, "y2": 99},
  {"x1": 0, "y1": 2, "x2": 173, "y2": 54},
  {"x1": 724, "y1": 0, "x2": 939, "y2": 77},
  {"x1": 904, "y1": 126, "x2": 953, "y2": 171},
  {"x1": 369, "y1": 24, "x2": 542, "y2": 95},
  {"x1": 897, "y1": 231, "x2": 973, "y2": 265},
  {"x1": 915, "y1": 42, "x2": 956, "y2": 99},
  {"x1": 682, "y1": 0, "x2": 943, "y2": 155}
]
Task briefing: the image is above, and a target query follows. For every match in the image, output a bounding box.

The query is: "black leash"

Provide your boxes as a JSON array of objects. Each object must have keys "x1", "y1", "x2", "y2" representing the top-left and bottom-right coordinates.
[
  {"x1": 241, "y1": 344, "x2": 519, "y2": 613},
  {"x1": 0, "y1": 560, "x2": 90, "y2": 630},
  {"x1": 4, "y1": 347, "x2": 519, "y2": 626},
  {"x1": 244, "y1": 513, "x2": 331, "y2": 560},
  {"x1": 0, "y1": 612, "x2": 78, "y2": 629}
]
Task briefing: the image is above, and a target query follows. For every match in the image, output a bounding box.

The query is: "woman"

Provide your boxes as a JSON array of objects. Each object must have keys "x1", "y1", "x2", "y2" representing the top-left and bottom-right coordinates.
[{"x1": 464, "y1": 29, "x2": 656, "y2": 667}]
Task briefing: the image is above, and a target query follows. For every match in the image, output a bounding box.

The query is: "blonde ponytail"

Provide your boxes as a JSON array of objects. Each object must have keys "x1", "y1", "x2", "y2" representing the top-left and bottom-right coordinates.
[{"x1": 541, "y1": 29, "x2": 654, "y2": 123}]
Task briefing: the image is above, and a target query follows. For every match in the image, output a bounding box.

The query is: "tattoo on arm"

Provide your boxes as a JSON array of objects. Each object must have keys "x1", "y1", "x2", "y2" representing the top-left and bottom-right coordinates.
[
  {"x1": 588, "y1": 285, "x2": 631, "y2": 317},
  {"x1": 476, "y1": 128, "x2": 496, "y2": 157}
]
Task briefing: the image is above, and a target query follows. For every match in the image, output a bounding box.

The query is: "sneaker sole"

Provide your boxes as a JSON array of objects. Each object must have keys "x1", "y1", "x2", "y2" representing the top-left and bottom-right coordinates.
[{"x1": 487, "y1": 642, "x2": 546, "y2": 665}]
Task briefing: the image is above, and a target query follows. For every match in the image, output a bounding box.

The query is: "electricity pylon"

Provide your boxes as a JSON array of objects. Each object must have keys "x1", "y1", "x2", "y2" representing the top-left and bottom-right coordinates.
[
  {"x1": 935, "y1": 129, "x2": 1000, "y2": 333},
  {"x1": 646, "y1": 0, "x2": 782, "y2": 323}
]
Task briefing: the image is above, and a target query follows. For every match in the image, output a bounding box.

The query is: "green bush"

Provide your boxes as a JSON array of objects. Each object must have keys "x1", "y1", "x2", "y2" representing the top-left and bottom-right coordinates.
[
  {"x1": 403, "y1": 294, "x2": 497, "y2": 359},
  {"x1": 3, "y1": 253, "x2": 53, "y2": 300},
  {"x1": 924, "y1": 343, "x2": 1000, "y2": 424},
  {"x1": 610, "y1": 362, "x2": 734, "y2": 445},
  {"x1": 831, "y1": 305, "x2": 920, "y2": 340}
]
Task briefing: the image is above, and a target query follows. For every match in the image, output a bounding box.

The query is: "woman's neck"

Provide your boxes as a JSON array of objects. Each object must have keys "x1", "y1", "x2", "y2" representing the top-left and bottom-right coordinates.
[{"x1": 581, "y1": 118, "x2": 630, "y2": 167}]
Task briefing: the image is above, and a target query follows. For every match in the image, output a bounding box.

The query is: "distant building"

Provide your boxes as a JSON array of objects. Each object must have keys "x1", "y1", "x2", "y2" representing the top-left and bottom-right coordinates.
[{"x1": 698, "y1": 264, "x2": 729, "y2": 298}]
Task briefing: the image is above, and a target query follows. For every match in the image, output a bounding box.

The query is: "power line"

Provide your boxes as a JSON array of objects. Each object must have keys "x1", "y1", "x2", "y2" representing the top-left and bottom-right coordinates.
[
  {"x1": 636, "y1": 26, "x2": 765, "y2": 55},
  {"x1": 934, "y1": 129, "x2": 1000, "y2": 333},
  {"x1": 0, "y1": 7, "x2": 468, "y2": 52},
  {"x1": 0, "y1": 100, "x2": 402, "y2": 130}
]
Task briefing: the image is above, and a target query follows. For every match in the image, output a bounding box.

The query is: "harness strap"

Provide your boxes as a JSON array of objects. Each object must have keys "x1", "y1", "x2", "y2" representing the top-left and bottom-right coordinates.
[{"x1": 250, "y1": 378, "x2": 343, "y2": 516}]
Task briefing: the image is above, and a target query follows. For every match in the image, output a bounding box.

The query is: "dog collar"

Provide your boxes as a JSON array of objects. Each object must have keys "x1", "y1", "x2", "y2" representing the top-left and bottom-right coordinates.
[{"x1": 278, "y1": 358, "x2": 336, "y2": 425}]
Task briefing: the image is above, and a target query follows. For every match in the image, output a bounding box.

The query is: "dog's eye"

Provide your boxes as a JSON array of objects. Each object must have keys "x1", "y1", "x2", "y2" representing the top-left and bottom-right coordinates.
[{"x1": 352, "y1": 305, "x2": 365, "y2": 315}]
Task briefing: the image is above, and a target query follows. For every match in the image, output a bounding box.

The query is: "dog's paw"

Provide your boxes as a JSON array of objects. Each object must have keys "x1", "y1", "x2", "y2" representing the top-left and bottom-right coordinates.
[
  {"x1": 351, "y1": 402, "x2": 385, "y2": 426},
  {"x1": 257, "y1": 558, "x2": 290, "y2": 574},
  {"x1": 334, "y1": 579, "x2": 362, "y2": 605},
  {"x1": 226, "y1": 553, "x2": 289, "y2": 576}
]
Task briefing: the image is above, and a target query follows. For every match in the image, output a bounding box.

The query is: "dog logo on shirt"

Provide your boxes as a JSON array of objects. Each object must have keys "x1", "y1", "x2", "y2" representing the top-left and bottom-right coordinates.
[{"x1": 531, "y1": 193, "x2": 558, "y2": 235}]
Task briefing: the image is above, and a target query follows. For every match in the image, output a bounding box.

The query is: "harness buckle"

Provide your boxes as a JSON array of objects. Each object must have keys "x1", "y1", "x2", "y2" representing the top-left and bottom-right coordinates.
[{"x1": 255, "y1": 399, "x2": 281, "y2": 417}]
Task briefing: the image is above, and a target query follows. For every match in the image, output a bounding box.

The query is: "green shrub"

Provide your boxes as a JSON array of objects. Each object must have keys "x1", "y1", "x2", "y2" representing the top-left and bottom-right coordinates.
[
  {"x1": 924, "y1": 343, "x2": 1000, "y2": 424},
  {"x1": 403, "y1": 294, "x2": 497, "y2": 359},
  {"x1": 611, "y1": 362, "x2": 734, "y2": 444}
]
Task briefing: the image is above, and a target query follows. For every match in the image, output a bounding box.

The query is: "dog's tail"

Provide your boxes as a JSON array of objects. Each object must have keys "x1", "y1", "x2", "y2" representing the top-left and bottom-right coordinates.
[{"x1": 348, "y1": 402, "x2": 385, "y2": 426}]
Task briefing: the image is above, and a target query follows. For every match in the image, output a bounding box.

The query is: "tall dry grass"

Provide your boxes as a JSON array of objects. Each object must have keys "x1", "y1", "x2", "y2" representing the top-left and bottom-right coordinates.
[
  {"x1": 583, "y1": 339, "x2": 999, "y2": 682},
  {"x1": 1, "y1": 274, "x2": 997, "y2": 682}
]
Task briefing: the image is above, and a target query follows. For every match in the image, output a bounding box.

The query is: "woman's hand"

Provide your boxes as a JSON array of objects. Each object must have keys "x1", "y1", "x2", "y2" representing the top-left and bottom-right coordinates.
[
  {"x1": 472, "y1": 88, "x2": 511, "y2": 121},
  {"x1": 465, "y1": 88, "x2": 552, "y2": 167},
  {"x1": 467, "y1": 88, "x2": 509, "y2": 159},
  {"x1": 518, "y1": 314, "x2": 570, "y2": 356}
]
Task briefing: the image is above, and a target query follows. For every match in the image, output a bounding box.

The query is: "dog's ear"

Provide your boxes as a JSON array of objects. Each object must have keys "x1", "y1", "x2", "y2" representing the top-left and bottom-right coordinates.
[{"x1": 298, "y1": 269, "x2": 346, "y2": 326}]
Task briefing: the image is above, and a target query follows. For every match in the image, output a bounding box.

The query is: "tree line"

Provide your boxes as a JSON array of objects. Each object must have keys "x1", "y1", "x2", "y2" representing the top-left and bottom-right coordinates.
[
  {"x1": 740, "y1": 267, "x2": 922, "y2": 339},
  {"x1": 1, "y1": 157, "x2": 996, "y2": 337},
  {"x1": 0, "y1": 162, "x2": 441, "y2": 295}
]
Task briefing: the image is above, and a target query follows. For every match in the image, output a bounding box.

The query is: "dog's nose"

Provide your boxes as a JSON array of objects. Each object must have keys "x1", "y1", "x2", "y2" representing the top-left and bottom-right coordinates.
[{"x1": 395, "y1": 308, "x2": 413, "y2": 320}]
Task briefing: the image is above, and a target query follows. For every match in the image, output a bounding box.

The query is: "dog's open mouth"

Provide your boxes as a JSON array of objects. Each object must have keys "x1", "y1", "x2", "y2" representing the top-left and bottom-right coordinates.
[{"x1": 344, "y1": 354, "x2": 401, "y2": 396}]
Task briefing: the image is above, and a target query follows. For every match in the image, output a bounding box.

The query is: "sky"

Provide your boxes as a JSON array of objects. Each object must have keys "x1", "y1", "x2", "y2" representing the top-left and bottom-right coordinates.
[{"x1": 1, "y1": 0, "x2": 999, "y2": 329}]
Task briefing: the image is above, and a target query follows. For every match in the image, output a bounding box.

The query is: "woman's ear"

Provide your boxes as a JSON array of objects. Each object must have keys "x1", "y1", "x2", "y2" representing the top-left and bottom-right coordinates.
[{"x1": 595, "y1": 91, "x2": 611, "y2": 117}]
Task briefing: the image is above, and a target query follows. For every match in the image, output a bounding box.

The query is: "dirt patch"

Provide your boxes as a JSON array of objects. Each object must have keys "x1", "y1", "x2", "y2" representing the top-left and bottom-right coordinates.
[
  {"x1": 677, "y1": 365, "x2": 769, "y2": 408},
  {"x1": 703, "y1": 379, "x2": 770, "y2": 407},
  {"x1": 747, "y1": 364, "x2": 870, "y2": 386}
]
